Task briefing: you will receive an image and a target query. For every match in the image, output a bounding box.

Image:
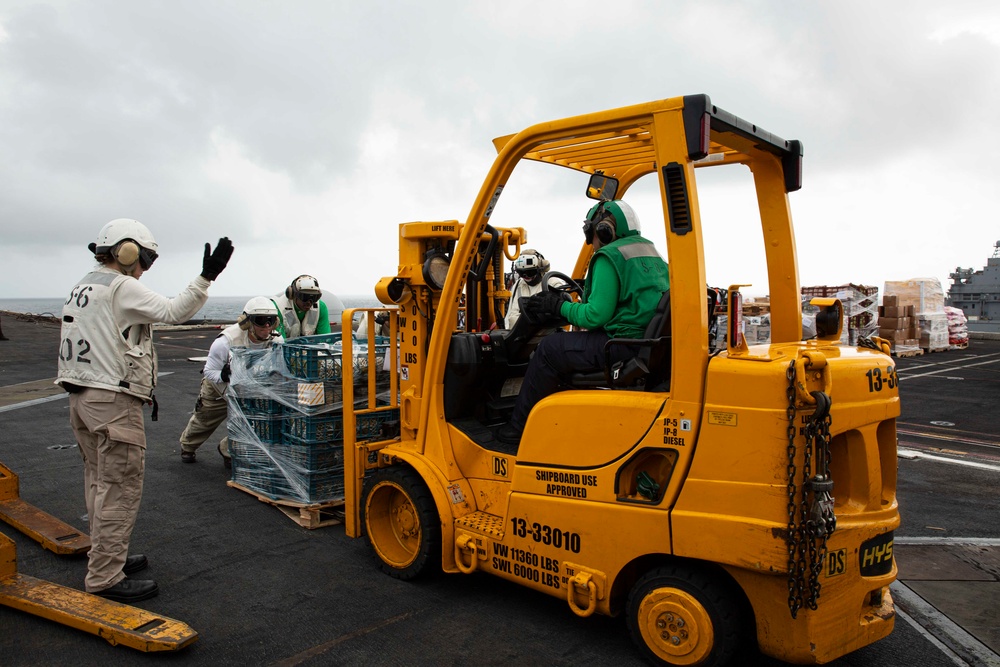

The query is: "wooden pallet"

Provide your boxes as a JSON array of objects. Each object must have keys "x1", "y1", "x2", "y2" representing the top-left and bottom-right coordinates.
[
  {"x1": 893, "y1": 348, "x2": 923, "y2": 358},
  {"x1": 922, "y1": 346, "x2": 949, "y2": 354},
  {"x1": 227, "y1": 481, "x2": 344, "y2": 529},
  {"x1": 949, "y1": 342, "x2": 969, "y2": 350}
]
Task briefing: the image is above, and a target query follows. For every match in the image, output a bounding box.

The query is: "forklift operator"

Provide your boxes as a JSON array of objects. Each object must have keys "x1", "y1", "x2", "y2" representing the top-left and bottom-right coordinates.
[{"x1": 495, "y1": 200, "x2": 669, "y2": 447}]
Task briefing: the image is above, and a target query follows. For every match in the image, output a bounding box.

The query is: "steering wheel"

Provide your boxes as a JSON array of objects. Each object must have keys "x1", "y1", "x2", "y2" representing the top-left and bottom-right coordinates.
[{"x1": 541, "y1": 271, "x2": 584, "y2": 297}]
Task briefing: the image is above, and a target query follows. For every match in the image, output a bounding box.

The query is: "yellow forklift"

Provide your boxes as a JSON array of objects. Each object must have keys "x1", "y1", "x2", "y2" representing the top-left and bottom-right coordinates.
[{"x1": 342, "y1": 94, "x2": 899, "y2": 665}]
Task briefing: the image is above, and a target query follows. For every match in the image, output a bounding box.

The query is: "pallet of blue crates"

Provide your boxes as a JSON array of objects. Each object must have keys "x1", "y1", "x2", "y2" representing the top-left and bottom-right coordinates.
[{"x1": 283, "y1": 333, "x2": 391, "y2": 384}]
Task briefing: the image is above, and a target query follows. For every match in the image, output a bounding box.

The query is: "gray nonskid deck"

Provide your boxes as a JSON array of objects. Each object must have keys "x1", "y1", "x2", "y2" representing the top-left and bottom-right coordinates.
[{"x1": 0, "y1": 313, "x2": 996, "y2": 666}]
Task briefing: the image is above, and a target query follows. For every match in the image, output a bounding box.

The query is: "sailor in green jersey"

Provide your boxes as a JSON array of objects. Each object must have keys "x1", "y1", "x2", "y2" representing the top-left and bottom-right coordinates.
[
  {"x1": 273, "y1": 274, "x2": 332, "y2": 338},
  {"x1": 496, "y1": 200, "x2": 668, "y2": 447}
]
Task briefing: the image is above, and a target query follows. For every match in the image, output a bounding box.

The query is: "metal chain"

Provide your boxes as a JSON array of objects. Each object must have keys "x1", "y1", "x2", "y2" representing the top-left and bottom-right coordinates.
[
  {"x1": 786, "y1": 360, "x2": 837, "y2": 618},
  {"x1": 857, "y1": 336, "x2": 879, "y2": 350},
  {"x1": 804, "y1": 399, "x2": 835, "y2": 609},
  {"x1": 785, "y1": 362, "x2": 804, "y2": 619}
]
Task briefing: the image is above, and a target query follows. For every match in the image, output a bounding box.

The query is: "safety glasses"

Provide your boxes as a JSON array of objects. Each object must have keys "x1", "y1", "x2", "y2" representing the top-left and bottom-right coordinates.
[
  {"x1": 138, "y1": 247, "x2": 158, "y2": 270},
  {"x1": 250, "y1": 315, "x2": 278, "y2": 327},
  {"x1": 298, "y1": 293, "x2": 320, "y2": 304}
]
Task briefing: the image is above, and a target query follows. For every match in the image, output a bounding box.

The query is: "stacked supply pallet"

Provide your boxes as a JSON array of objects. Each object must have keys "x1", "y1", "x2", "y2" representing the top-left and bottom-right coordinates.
[
  {"x1": 877, "y1": 295, "x2": 921, "y2": 357},
  {"x1": 801, "y1": 284, "x2": 879, "y2": 345},
  {"x1": 226, "y1": 334, "x2": 397, "y2": 506},
  {"x1": 945, "y1": 306, "x2": 970, "y2": 349},
  {"x1": 883, "y1": 278, "x2": 949, "y2": 353}
]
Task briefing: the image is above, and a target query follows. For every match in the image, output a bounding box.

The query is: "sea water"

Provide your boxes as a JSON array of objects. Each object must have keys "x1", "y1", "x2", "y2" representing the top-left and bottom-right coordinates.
[{"x1": 0, "y1": 294, "x2": 380, "y2": 323}]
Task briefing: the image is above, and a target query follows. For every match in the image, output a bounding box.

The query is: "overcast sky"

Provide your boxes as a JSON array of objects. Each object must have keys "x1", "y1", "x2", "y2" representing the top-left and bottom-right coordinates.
[{"x1": 1, "y1": 1, "x2": 998, "y2": 302}]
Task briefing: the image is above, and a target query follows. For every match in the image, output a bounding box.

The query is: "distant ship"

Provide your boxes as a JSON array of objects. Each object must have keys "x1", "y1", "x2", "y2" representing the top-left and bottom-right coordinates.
[{"x1": 947, "y1": 241, "x2": 1000, "y2": 333}]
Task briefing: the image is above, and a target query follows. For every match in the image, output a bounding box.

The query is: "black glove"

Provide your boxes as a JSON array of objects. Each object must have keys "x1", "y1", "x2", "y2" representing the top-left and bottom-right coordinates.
[
  {"x1": 201, "y1": 237, "x2": 234, "y2": 281},
  {"x1": 520, "y1": 290, "x2": 570, "y2": 326},
  {"x1": 220, "y1": 362, "x2": 231, "y2": 383}
]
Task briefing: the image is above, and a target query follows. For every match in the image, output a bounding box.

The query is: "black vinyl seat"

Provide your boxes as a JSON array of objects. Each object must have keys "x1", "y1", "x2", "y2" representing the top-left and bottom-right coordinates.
[
  {"x1": 568, "y1": 290, "x2": 673, "y2": 391},
  {"x1": 566, "y1": 288, "x2": 719, "y2": 392}
]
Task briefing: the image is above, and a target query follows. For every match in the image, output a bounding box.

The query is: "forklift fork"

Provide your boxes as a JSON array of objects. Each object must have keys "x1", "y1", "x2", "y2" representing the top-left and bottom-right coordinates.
[
  {"x1": 0, "y1": 461, "x2": 90, "y2": 555},
  {"x1": 0, "y1": 531, "x2": 198, "y2": 651}
]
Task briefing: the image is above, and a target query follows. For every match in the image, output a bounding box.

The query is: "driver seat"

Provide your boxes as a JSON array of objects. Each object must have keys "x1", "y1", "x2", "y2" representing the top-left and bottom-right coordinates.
[{"x1": 568, "y1": 289, "x2": 673, "y2": 391}]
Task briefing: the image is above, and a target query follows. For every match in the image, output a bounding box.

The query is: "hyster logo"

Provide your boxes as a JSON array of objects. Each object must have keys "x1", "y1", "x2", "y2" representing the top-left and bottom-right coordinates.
[
  {"x1": 826, "y1": 549, "x2": 847, "y2": 577},
  {"x1": 493, "y1": 456, "x2": 508, "y2": 477},
  {"x1": 859, "y1": 532, "x2": 894, "y2": 577}
]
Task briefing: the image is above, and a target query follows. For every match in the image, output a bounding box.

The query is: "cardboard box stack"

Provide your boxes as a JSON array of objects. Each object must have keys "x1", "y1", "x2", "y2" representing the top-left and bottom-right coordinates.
[
  {"x1": 883, "y1": 278, "x2": 949, "y2": 352},
  {"x1": 877, "y1": 295, "x2": 920, "y2": 355},
  {"x1": 741, "y1": 298, "x2": 771, "y2": 344}
]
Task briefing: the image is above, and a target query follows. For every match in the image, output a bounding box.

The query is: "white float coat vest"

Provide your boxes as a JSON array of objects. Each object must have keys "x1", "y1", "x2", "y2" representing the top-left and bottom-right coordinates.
[
  {"x1": 57, "y1": 270, "x2": 156, "y2": 401},
  {"x1": 220, "y1": 324, "x2": 257, "y2": 348},
  {"x1": 504, "y1": 276, "x2": 564, "y2": 328},
  {"x1": 274, "y1": 294, "x2": 320, "y2": 338}
]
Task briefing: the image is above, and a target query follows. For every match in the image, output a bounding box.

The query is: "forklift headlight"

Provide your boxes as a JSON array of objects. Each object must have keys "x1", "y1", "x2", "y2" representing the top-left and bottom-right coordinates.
[{"x1": 422, "y1": 248, "x2": 451, "y2": 291}]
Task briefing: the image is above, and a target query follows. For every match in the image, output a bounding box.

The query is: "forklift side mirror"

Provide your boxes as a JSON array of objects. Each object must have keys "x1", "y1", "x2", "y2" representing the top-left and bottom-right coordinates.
[{"x1": 586, "y1": 173, "x2": 618, "y2": 201}]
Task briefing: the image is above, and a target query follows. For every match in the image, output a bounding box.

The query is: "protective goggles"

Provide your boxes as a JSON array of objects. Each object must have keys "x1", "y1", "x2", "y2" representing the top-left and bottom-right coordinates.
[
  {"x1": 297, "y1": 293, "x2": 320, "y2": 304},
  {"x1": 516, "y1": 269, "x2": 540, "y2": 280},
  {"x1": 138, "y1": 247, "x2": 158, "y2": 270},
  {"x1": 250, "y1": 315, "x2": 278, "y2": 327}
]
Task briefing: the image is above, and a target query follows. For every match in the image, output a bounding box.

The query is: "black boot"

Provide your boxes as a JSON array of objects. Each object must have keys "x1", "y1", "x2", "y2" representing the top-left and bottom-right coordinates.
[
  {"x1": 93, "y1": 578, "x2": 159, "y2": 603},
  {"x1": 123, "y1": 554, "x2": 148, "y2": 575}
]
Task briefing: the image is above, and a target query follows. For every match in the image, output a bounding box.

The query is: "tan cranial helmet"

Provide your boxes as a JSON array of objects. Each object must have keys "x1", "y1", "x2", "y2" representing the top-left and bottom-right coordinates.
[{"x1": 287, "y1": 275, "x2": 322, "y2": 300}]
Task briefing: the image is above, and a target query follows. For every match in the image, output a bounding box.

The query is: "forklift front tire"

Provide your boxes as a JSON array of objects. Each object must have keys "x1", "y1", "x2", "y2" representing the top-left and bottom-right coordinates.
[{"x1": 362, "y1": 466, "x2": 441, "y2": 580}]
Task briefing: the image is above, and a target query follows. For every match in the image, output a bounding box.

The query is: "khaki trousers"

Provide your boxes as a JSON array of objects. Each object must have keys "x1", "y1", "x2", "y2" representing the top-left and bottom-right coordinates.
[
  {"x1": 179, "y1": 377, "x2": 230, "y2": 456},
  {"x1": 69, "y1": 388, "x2": 146, "y2": 592}
]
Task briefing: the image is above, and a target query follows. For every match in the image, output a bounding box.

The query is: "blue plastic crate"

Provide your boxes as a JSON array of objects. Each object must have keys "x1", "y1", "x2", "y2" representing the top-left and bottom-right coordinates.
[
  {"x1": 233, "y1": 414, "x2": 285, "y2": 444},
  {"x1": 236, "y1": 396, "x2": 284, "y2": 416},
  {"x1": 230, "y1": 440, "x2": 277, "y2": 495},
  {"x1": 277, "y1": 436, "x2": 344, "y2": 471},
  {"x1": 284, "y1": 412, "x2": 344, "y2": 444},
  {"x1": 269, "y1": 468, "x2": 344, "y2": 504},
  {"x1": 292, "y1": 379, "x2": 343, "y2": 413},
  {"x1": 282, "y1": 334, "x2": 391, "y2": 382},
  {"x1": 355, "y1": 408, "x2": 400, "y2": 441},
  {"x1": 283, "y1": 334, "x2": 343, "y2": 381}
]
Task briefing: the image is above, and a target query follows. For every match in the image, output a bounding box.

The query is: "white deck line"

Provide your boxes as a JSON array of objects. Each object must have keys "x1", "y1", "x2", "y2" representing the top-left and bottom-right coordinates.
[
  {"x1": 891, "y1": 580, "x2": 1000, "y2": 667},
  {"x1": 898, "y1": 448, "x2": 1000, "y2": 472},
  {"x1": 0, "y1": 372, "x2": 174, "y2": 413}
]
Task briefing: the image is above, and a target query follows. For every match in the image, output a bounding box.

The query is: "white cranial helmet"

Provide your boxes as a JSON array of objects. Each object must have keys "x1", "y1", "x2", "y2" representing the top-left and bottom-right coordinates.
[
  {"x1": 513, "y1": 249, "x2": 550, "y2": 275},
  {"x1": 94, "y1": 218, "x2": 158, "y2": 254},
  {"x1": 243, "y1": 297, "x2": 278, "y2": 318}
]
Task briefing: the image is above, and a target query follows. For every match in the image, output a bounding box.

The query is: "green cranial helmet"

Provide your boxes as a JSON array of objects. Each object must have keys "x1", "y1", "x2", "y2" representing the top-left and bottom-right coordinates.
[{"x1": 585, "y1": 200, "x2": 642, "y2": 241}]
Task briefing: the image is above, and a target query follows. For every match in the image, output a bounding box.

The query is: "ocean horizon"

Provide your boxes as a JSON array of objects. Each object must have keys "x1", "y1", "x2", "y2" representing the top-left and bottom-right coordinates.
[{"x1": 0, "y1": 294, "x2": 381, "y2": 323}]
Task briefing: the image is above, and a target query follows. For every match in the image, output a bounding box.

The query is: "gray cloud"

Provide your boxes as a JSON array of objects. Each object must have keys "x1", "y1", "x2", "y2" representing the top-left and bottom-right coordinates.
[{"x1": 1, "y1": 0, "x2": 998, "y2": 299}]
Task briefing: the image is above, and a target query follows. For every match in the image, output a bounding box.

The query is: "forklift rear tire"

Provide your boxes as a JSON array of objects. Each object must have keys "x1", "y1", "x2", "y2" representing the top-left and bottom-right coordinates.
[
  {"x1": 626, "y1": 565, "x2": 743, "y2": 667},
  {"x1": 362, "y1": 466, "x2": 440, "y2": 580}
]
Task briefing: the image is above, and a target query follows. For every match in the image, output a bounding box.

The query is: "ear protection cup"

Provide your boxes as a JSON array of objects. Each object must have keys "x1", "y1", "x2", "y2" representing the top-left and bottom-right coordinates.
[
  {"x1": 595, "y1": 220, "x2": 615, "y2": 245},
  {"x1": 114, "y1": 241, "x2": 140, "y2": 266},
  {"x1": 237, "y1": 313, "x2": 251, "y2": 330},
  {"x1": 286, "y1": 274, "x2": 311, "y2": 299}
]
